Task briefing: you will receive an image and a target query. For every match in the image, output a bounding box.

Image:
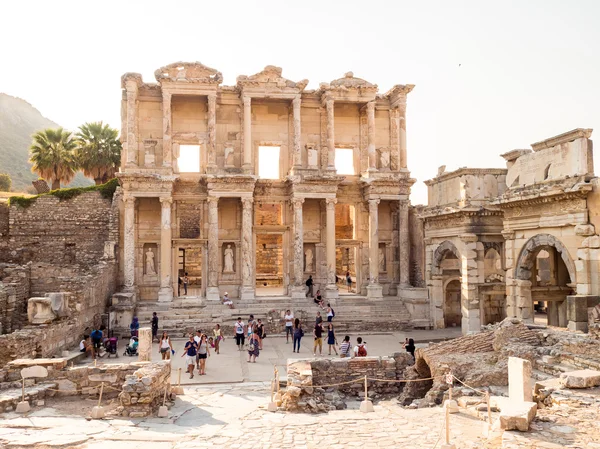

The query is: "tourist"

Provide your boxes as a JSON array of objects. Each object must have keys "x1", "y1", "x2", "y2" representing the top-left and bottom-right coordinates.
[
  {"x1": 339, "y1": 335, "x2": 352, "y2": 358},
  {"x1": 178, "y1": 275, "x2": 182, "y2": 297},
  {"x1": 197, "y1": 333, "x2": 210, "y2": 375},
  {"x1": 247, "y1": 314, "x2": 255, "y2": 340},
  {"x1": 346, "y1": 271, "x2": 352, "y2": 292},
  {"x1": 181, "y1": 334, "x2": 198, "y2": 379},
  {"x1": 293, "y1": 318, "x2": 304, "y2": 353},
  {"x1": 403, "y1": 338, "x2": 416, "y2": 361},
  {"x1": 159, "y1": 331, "x2": 173, "y2": 360},
  {"x1": 326, "y1": 303, "x2": 335, "y2": 322},
  {"x1": 130, "y1": 316, "x2": 139, "y2": 337},
  {"x1": 315, "y1": 311, "x2": 323, "y2": 325},
  {"x1": 313, "y1": 321, "x2": 323, "y2": 356},
  {"x1": 151, "y1": 312, "x2": 159, "y2": 342},
  {"x1": 284, "y1": 309, "x2": 294, "y2": 344},
  {"x1": 79, "y1": 335, "x2": 92, "y2": 357},
  {"x1": 327, "y1": 323, "x2": 338, "y2": 356},
  {"x1": 313, "y1": 290, "x2": 324, "y2": 308},
  {"x1": 194, "y1": 329, "x2": 202, "y2": 370},
  {"x1": 305, "y1": 275, "x2": 314, "y2": 298},
  {"x1": 247, "y1": 323, "x2": 260, "y2": 363},
  {"x1": 222, "y1": 292, "x2": 234, "y2": 309},
  {"x1": 213, "y1": 324, "x2": 222, "y2": 354},
  {"x1": 183, "y1": 272, "x2": 189, "y2": 295},
  {"x1": 234, "y1": 317, "x2": 245, "y2": 351},
  {"x1": 256, "y1": 318, "x2": 265, "y2": 350},
  {"x1": 90, "y1": 327, "x2": 103, "y2": 359},
  {"x1": 354, "y1": 337, "x2": 368, "y2": 357}
]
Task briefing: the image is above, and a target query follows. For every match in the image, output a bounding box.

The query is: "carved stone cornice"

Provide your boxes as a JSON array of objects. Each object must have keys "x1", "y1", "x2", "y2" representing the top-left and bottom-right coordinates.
[
  {"x1": 207, "y1": 175, "x2": 257, "y2": 196},
  {"x1": 117, "y1": 173, "x2": 176, "y2": 196},
  {"x1": 121, "y1": 72, "x2": 143, "y2": 89},
  {"x1": 236, "y1": 65, "x2": 308, "y2": 99},
  {"x1": 531, "y1": 128, "x2": 593, "y2": 152},
  {"x1": 494, "y1": 182, "x2": 592, "y2": 209},
  {"x1": 318, "y1": 72, "x2": 378, "y2": 103},
  {"x1": 424, "y1": 167, "x2": 508, "y2": 186},
  {"x1": 154, "y1": 61, "x2": 223, "y2": 85}
]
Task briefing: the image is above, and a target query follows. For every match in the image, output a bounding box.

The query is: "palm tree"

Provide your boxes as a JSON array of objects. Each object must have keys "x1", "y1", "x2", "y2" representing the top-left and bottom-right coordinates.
[
  {"x1": 29, "y1": 128, "x2": 78, "y2": 190},
  {"x1": 75, "y1": 122, "x2": 122, "y2": 185}
]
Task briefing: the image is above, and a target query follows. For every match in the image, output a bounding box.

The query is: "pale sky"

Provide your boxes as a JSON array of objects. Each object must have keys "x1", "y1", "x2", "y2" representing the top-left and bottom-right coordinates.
[{"x1": 1, "y1": 0, "x2": 599, "y2": 204}]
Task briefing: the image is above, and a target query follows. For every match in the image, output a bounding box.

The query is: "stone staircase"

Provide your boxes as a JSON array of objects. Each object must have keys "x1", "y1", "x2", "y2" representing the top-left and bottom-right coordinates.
[{"x1": 133, "y1": 295, "x2": 413, "y2": 338}]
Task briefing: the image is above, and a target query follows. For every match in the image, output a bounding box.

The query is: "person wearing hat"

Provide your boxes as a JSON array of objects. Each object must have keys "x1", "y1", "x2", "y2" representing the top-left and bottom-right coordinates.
[{"x1": 222, "y1": 291, "x2": 234, "y2": 309}]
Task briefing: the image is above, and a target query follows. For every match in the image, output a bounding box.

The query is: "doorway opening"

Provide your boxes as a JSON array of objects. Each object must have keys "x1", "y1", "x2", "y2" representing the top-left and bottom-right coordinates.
[
  {"x1": 177, "y1": 247, "x2": 202, "y2": 297},
  {"x1": 255, "y1": 234, "x2": 284, "y2": 296},
  {"x1": 335, "y1": 203, "x2": 357, "y2": 294},
  {"x1": 444, "y1": 279, "x2": 462, "y2": 327},
  {"x1": 531, "y1": 248, "x2": 572, "y2": 327}
]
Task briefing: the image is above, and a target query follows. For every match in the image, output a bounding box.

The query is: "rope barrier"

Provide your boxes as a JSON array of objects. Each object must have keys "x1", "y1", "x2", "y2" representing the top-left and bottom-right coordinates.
[{"x1": 451, "y1": 375, "x2": 488, "y2": 396}]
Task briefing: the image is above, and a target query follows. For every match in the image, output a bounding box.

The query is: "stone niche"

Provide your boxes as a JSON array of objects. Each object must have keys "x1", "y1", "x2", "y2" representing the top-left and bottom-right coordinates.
[
  {"x1": 304, "y1": 243, "x2": 316, "y2": 273},
  {"x1": 222, "y1": 242, "x2": 236, "y2": 275},
  {"x1": 142, "y1": 243, "x2": 158, "y2": 279},
  {"x1": 27, "y1": 292, "x2": 70, "y2": 324}
]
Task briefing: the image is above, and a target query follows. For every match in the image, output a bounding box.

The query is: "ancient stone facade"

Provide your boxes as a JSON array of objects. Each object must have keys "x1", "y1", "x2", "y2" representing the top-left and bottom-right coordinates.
[
  {"x1": 422, "y1": 129, "x2": 600, "y2": 334},
  {"x1": 118, "y1": 62, "x2": 424, "y2": 304}
]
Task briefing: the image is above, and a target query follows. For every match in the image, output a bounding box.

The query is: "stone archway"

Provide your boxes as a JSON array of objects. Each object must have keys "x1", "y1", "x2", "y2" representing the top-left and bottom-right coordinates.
[
  {"x1": 514, "y1": 233, "x2": 575, "y2": 327},
  {"x1": 432, "y1": 240, "x2": 461, "y2": 276},
  {"x1": 430, "y1": 240, "x2": 463, "y2": 329}
]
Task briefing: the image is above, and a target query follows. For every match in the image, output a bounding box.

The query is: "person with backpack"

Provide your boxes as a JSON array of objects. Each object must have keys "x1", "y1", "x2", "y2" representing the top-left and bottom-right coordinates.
[
  {"x1": 327, "y1": 322, "x2": 338, "y2": 356},
  {"x1": 90, "y1": 328, "x2": 103, "y2": 359},
  {"x1": 326, "y1": 303, "x2": 335, "y2": 322},
  {"x1": 339, "y1": 335, "x2": 352, "y2": 358},
  {"x1": 354, "y1": 337, "x2": 368, "y2": 357},
  {"x1": 234, "y1": 317, "x2": 246, "y2": 351},
  {"x1": 305, "y1": 275, "x2": 314, "y2": 298},
  {"x1": 293, "y1": 318, "x2": 304, "y2": 353}
]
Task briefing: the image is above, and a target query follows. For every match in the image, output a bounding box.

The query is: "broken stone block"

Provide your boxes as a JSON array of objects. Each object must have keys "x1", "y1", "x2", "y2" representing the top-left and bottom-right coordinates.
[
  {"x1": 559, "y1": 369, "x2": 600, "y2": 389},
  {"x1": 496, "y1": 401, "x2": 537, "y2": 431},
  {"x1": 508, "y1": 357, "x2": 532, "y2": 402}
]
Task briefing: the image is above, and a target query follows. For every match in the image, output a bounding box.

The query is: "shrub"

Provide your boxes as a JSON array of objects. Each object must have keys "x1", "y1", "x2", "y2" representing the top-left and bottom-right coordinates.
[{"x1": 0, "y1": 173, "x2": 11, "y2": 192}]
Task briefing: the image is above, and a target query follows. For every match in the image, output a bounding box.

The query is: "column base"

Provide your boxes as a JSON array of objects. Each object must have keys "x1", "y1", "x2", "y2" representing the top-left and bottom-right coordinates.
[
  {"x1": 366, "y1": 284, "x2": 383, "y2": 299},
  {"x1": 158, "y1": 287, "x2": 173, "y2": 302},
  {"x1": 324, "y1": 284, "x2": 339, "y2": 302},
  {"x1": 240, "y1": 286, "x2": 255, "y2": 300},
  {"x1": 206, "y1": 287, "x2": 220, "y2": 301},
  {"x1": 206, "y1": 164, "x2": 218, "y2": 174},
  {"x1": 242, "y1": 164, "x2": 252, "y2": 174},
  {"x1": 290, "y1": 286, "x2": 307, "y2": 299}
]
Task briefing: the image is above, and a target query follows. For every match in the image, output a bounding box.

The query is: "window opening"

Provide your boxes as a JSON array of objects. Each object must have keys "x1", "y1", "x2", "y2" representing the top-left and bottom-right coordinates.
[
  {"x1": 178, "y1": 145, "x2": 201, "y2": 173},
  {"x1": 335, "y1": 148, "x2": 354, "y2": 175},
  {"x1": 258, "y1": 146, "x2": 281, "y2": 179}
]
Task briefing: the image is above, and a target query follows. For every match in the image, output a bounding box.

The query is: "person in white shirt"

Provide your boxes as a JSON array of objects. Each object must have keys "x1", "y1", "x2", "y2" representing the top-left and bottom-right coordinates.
[
  {"x1": 354, "y1": 337, "x2": 368, "y2": 357},
  {"x1": 234, "y1": 317, "x2": 246, "y2": 351},
  {"x1": 284, "y1": 310, "x2": 294, "y2": 344},
  {"x1": 339, "y1": 335, "x2": 352, "y2": 358},
  {"x1": 194, "y1": 330, "x2": 202, "y2": 369},
  {"x1": 222, "y1": 292, "x2": 234, "y2": 309}
]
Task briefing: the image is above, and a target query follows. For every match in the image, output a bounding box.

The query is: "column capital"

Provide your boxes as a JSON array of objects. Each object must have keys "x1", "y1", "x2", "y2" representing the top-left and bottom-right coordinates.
[
  {"x1": 368, "y1": 198, "x2": 380, "y2": 207},
  {"x1": 159, "y1": 197, "x2": 173, "y2": 205},
  {"x1": 243, "y1": 95, "x2": 251, "y2": 107},
  {"x1": 325, "y1": 97, "x2": 334, "y2": 108},
  {"x1": 207, "y1": 196, "x2": 219, "y2": 205},
  {"x1": 208, "y1": 93, "x2": 217, "y2": 102},
  {"x1": 291, "y1": 197, "x2": 305, "y2": 208},
  {"x1": 367, "y1": 100, "x2": 376, "y2": 112},
  {"x1": 162, "y1": 90, "x2": 172, "y2": 101},
  {"x1": 241, "y1": 197, "x2": 254, "y2": 207},
  {"x1": 398, "y1": 200, "x2": 409, "y2": 211},
  {"x1": 123, "y1": 196, "x2": 136, "y2": 206},
  {"x1": 325, "y1": 198, "x2": 337, "y2": 209},
  {"x1": 293, "y1": 95, "x2": 301, "y2": 107}
]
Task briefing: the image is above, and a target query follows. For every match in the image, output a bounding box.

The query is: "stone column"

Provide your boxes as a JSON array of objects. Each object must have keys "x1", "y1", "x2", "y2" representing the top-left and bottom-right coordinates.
[
  {"x1": 242, "y1": 96, "x2": 252, "y2": 171},
  {"x1": 125, "y1": 80, "x2": 139, "y2": 167},
  {"x1": 207, "y1": 93, "x2": 217, "y2": 172},
  {"x1": 325, "y1": 198, "x2": 339, "y2": 300},
  {"x1": 367, "y1": 101, "x2": 377, "y2": 171},
  {"x1": 326, "y1": 98, "x2": 335, "y2": 170},
  {"x1": 123, "y1": 196, "x2": 136, "y2": 291},
  {"x1": 292, "y1": 95, "x2": 302, "y2": 168},
  {"x1": 398, "y1": 100, "x2": 407, "y2": 169},
  {"x1": 137, "y1": 327, "x2": 152, "y2": 362},
  {"x1": 206, "y1": 197, "x2": 220, "y2": 300},
  {"x1": 367, "y1": 199, "x2": 383, "y2": 299},
  {"x1": 291, "y1": 198, "x2": 306, "y2": 298},
  {"x1": 398, "y1": 201, "x2": 410, "y2": 288},
  {"x1": 162, "y1": 91, "x2": 172, "y2": 168},
  {"x1": 240, "y1": 197, "x2": 255, "y2": 300},
  {"x1": 158, "y1": 197, "x2": 173, "y2": 302},
  {"x1": 460, "y1": 234, "x2": 482, "y2": 334}
]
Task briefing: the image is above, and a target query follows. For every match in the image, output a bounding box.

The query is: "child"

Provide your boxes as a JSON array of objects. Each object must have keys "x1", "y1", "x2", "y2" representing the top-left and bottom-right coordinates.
[{"x1": 208, "y1": 336, "x2": 215, "y2": 348}]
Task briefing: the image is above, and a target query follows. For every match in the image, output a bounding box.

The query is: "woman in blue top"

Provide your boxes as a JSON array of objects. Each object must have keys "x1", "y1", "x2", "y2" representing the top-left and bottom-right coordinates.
[
  {"x1": 130, "y1": 316, "x2": 140, "y2": 337},
  {"x1": 181, "y1": 334, "x2": 198, "y2": 379},
  {"x1": 293, "y1": 318, "x2": 304, "y2": 353}
]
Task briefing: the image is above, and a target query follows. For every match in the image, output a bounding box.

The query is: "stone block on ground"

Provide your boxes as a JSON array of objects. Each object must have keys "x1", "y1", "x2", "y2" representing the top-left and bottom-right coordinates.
[
  {"x1": 559, "y1": 369, "x2": 600, "y2": 389},
  {"x1": 508, "y1": 357, "x2": 532, "y2": 402},
  {"x1": 492, "y1": 397, "x2": 537, "y2": 432}
]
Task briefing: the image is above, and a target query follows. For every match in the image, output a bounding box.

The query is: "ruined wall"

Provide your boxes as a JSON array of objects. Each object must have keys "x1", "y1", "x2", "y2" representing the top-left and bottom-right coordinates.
[
  {"x1": 409, "y1": 206, "x2": 426, "y2": 287},
  {"x1": 4, "y1": 191, "x2": 113, "y2": 266},
  {"x1": 0, "y1": 264, "x2": 31, "y2": 334}
]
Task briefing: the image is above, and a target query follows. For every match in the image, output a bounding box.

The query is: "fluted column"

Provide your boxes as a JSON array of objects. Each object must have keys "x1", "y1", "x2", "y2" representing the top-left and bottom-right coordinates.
[
  {"x1": 207, "y1": 93, "x2": 217, "y2": 171},
  {"x1": 291, "y1": 198, "x2": 306, "y2": 298},
  {"x1": 367, "y1": 198, "x2": 383, "y2": 299},
  {"x1": 123, "y1": 196, "x2": 136, "y2": 291},
  {"x1": 240, "y1": 197, "x2": 255, "y2": 300},
  {"x1": 292, "y1": 95, "x2": 302, "y2": 168},
  {"x1": 125, "y1": 81, "x2": 139, "y2": 167},
  {"x1": 206, "y1": 197, "x2": 220, "y2": 300},
  {"x1": 398, "y1": 100, "x2": 407, "y2": 169},
  {"x1": 325, "y1": 198, "x2": 339, "y2": 299},
  {"x1": 399, "y1": 201, "x2": 410, "y2": 288},
  {"x1": 326, "y1": 98, "x2": 335, "y2": 170},
  {"x1": 367, "y1": 101, "x2": 377, "y2": 170},
  {"x1": 242, "y1": 96, "x2": 252, "y2": 171},
  {"x1": 162, "y1": 91, "x2": 172, "y2": 168},
  {"x1": 158, "y1": 197, "x2": 173, "y2": 301}
]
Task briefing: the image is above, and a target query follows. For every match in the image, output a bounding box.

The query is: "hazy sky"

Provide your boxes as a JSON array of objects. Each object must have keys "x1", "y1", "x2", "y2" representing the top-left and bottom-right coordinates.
[{"x1": 1, "y1": 0, "x2": 599, "y2": 204}]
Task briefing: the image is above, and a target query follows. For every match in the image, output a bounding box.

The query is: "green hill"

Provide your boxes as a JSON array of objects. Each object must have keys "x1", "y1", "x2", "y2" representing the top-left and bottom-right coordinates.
[{"x1": 0, "y1": 93, "x2": 92, "y2": 192}]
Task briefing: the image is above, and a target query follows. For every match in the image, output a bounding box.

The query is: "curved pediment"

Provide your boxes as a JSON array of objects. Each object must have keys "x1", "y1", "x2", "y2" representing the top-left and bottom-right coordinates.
[
  {"x1": 154, "y1": 62, "x2": 223, "y2": 84},
  {"x1": 237, "y1": 65, "x2": 308, "y2": 93},
  {"x1": 329, "y1": 71, "x2": 377, "y2": 90}
]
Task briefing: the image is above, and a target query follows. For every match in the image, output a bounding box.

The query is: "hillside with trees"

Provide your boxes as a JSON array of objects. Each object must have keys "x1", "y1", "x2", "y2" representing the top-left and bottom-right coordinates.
[{"x1": 0, "y1": 93, "x2": 92, "y2": 192}]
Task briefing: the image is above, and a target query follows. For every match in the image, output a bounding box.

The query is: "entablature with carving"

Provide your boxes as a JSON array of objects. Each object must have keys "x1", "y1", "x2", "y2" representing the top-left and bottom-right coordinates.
[
  {"x1": 493, "y1": 179, "x2": 592, "y2": 209},
  {"x1": 207, "y1": 175, "x2": 257, "y2": 197},
  {"x1": 236, "y1": 65, "x2": 308, "y2": 100},
  {"x1": 155, "y1": 62, "x2": 223, "y2": 85},
  {"x1": 118, "y1": 173, "x2": 176, "y2": 197},
  {"x1": 318, "y1": 72, "x2": 378, "y2": 103}
]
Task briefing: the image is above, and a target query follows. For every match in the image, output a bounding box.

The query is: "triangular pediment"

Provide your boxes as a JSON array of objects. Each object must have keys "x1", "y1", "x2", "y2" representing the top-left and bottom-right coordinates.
[
  {"x1": 237, "y1": 65, "x2": 308, "y2": 92},
  {"x1": 154, "y1": 62, "x2": 223, "y2": 84}
]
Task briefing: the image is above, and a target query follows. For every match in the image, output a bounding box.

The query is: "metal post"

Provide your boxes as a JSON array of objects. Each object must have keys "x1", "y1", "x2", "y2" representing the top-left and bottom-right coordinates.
[
  {"x1": 364, "y1": 375, "x2": 368, "y2": 401},
  {"x1": 178, "y1": 368, "x2": 182, "y2": 388},
  {"x1": 21, "y1": 378, "x2": 25, "y2": 402},
  {"x1": 97, "y1": 382, "x2": 104, "y2": 408},
  {"x1": 445, "y1": 403, "x2": 450, "y2": 444}
]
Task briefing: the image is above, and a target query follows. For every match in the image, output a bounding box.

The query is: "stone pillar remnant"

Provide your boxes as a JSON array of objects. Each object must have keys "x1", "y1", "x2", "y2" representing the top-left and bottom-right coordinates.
[
  {"x1": 292, "y1": 95, "x2": 302, "y2": 168},
  {"x1": 123, "y1": 196, "x2": 136, "y2": 291},
  {"x1": 207, "y1": 93, "x2": 217, "y2": 171},
  {"x1": 240, "y1": 197, "x2": 255, "y2": 300},
  {"x1": 399, "y1": 201, "x2": 410, "y2": 287},
  {"x1": 158, "y1": 197, "x2": 173, "y2": 302},
  {"x1": 367, "y1": 199, "x2": 383, "y2": 299},
  {"x1": 243, "y1": 96, "x2": 252, "y2": 171},
  {"x1": 125, "y1": 80, "x2": 139, "y2": 167},
  {"x1": 508, "y1": 357, "x2": 532, "y2": 402},
  {"x1": 291, "y1": 198, "x2": 305, "y2": 298},
  {"x1": 138, "y1": 327, "x2": 152, "y2": 362},
  {"x1": 325, "y1": 198, "x2": 339, "y2": 299},
  {"x1": 326, "y1": 98, "x2": 335, "y2": 170},
  {"x1": 206, "y1": 197, "x2": 220, "y2": 300}
]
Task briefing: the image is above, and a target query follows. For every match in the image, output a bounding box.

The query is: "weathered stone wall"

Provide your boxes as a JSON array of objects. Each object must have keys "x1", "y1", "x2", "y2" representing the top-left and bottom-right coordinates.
[
  {"x1": 3, "y1": 191, "x2": 114, "y2": 266},
  {"x1": 0, "y1": 264, "x2": 31, "y2": 334},
  {"x1": 409, "y1": 206, "x2": 425, "y2": 287},
  {"x1": 281, "y1": 354, "x2": 413, "y2": 412},
  {"x1": 118, "y1": 361, "x2": 171, "y2": 417}
]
